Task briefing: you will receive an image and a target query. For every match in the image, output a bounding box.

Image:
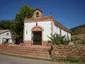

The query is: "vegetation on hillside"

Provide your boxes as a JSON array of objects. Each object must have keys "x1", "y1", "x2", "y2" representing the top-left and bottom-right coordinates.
[
  {"x1": 0, "y1": 20, "x2": 14, "y2": 30},
  {"x1": 70, "y1": 24, "x2": 85, "y2": 44},
  {"x1": 70, "y1": 24, "x2": 85, "y2": 35}
]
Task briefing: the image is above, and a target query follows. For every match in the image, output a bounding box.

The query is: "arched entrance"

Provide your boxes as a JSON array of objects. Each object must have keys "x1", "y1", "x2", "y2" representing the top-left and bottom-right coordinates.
[{"x1": 32, "y1": 26, "x2": 43, "y2": 45}]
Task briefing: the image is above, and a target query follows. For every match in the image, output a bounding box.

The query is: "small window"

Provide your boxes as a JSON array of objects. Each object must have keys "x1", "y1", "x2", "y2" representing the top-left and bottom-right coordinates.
[
  {"x1": 7, "y1": 33, "x2": 9, "y2": 35},
  {"x1": 36, "y1": 12, "x2": 39, "y2": 17},
  {"x1": 26, "y1": 31, "x2": 27, "y2": 34},
  {"x1": 36, "y1": 22, "x2": 38, "y2": 26},
  {"x1": 60, "y1": 29, "x2": 61, "y2": 36}
]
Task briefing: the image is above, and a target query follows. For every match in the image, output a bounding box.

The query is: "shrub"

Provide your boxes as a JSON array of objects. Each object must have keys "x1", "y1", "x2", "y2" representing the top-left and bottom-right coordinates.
[
  {"x1": 48, "y1": 33, "x2": 69, "y2": 45},
  {"x1": 79, "y1": 40, "x2": 85, "y2": 44},
  {"x1": 52, "y1": 58, "x2": 80, "y2": 63}
]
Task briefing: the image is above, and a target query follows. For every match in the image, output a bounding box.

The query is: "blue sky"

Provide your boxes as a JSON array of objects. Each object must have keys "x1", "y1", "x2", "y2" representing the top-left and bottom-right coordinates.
[{"x1": 0, "y1": 0, "x2": 85, "y2": 29}]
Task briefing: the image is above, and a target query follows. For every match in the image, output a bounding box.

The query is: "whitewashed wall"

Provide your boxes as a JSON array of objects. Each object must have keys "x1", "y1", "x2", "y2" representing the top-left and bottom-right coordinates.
[
  {"x1": 24, "y1": 21, "x2": 71, "y2": 42},
  {"x1": 53, "y1": 22, "x2": 71, "y2": 40},
  {"x1": 0, "y1": 32, "x2": 13, "y2": 44},
  {"x1": 61, "y1": 30, "x2": 68, "y2": 39},
  {"x1": 53, "y1": 23, "x2": 60, "y2": 35},
  {"x1": 68, "y1": 33, "x2": 71, "y2": 40},
  {"x1": 24, "y1": 21, "x2": 51, "y2": 41}
]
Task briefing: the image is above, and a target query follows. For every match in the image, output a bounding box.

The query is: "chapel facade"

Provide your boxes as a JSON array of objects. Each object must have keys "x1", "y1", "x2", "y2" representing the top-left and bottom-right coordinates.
[{"x1": 24, "y1": 9, "x2": 71, "y2": 46}]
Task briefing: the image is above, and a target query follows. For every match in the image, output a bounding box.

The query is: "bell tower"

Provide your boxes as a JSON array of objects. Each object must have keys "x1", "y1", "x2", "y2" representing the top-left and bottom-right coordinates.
[{"x1": 33, "y1": 8, "x2": 43, "y2": 19}]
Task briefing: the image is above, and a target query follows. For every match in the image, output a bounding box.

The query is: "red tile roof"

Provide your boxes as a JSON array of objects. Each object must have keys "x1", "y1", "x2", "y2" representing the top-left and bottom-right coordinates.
[
  {"x1": 0, "y1": 30, "x2": 9, "y2": 34},
  {"x1": 24, "y1": 15, "x2": 53, "y2": 22}
]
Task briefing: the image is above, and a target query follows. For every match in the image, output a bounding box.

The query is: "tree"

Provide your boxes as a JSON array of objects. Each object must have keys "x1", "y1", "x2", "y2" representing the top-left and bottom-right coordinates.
[
  {"x1": 14, "y1": 5, "x2": 33, "y2": 37},
  {"x1": 0, "y1": 20, "x2": 12, "y2": 29}
]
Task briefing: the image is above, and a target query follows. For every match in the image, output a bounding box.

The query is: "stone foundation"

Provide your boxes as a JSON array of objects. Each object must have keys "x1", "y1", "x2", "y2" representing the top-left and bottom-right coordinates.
[
  {"x1": 42, "y1": 41, "x2": 48, "y2": 46},
  {"x1": 24, "y1": 40, "x2": 48, "y2": 46}
]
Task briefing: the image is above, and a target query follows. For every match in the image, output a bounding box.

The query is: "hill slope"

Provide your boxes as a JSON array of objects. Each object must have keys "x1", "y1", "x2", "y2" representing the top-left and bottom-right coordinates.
[
  {"x1": 70, "y1": 24, "x2": 85, "y2": 35},
  {"x1": 70, "y1": 24, "x2": 85, "y2": 40}
]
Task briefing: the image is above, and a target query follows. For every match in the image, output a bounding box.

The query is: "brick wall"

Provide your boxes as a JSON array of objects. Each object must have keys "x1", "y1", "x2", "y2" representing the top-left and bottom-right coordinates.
[
  {"x1": 52, "y1": 45, "x2": 85, "y2": 60},
  {"x1": 0, "y1": 44, "x2": 51, "y2": 59}
]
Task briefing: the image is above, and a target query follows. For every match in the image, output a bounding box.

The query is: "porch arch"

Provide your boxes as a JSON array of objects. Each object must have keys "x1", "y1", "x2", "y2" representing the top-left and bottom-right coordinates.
[
  {"x1": 31, "y1": 26, "x2": 43, "y2": 31},
  {"x1": 31, "y1": 26, "x2": 43, "y2": 45}
]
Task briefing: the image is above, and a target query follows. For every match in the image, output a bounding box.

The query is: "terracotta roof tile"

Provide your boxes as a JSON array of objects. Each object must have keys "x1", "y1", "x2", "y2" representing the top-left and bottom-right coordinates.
[
  {"x1": 34, "y1": 8, "x2": 43, "y2": 13},
  {"x1": 53, "y1": 20, "x2": 70, "y2": 33},
  {"x1": 0, "y1": 30, "x2": 9, "y2": 34},
  {"x1": 24, "y1": 15, "x2": 53, "y2": 22}
]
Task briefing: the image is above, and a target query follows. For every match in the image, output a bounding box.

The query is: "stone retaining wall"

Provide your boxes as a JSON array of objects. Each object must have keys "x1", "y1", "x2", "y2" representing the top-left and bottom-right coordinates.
[{"x1": 52, "y1": 45, "x2": 85, "y2": 61}]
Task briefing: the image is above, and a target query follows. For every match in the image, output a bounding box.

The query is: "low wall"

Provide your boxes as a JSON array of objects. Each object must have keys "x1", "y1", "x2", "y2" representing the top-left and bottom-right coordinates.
[
  {"x1": 0, "y1": 44, "x2": 85, "y2": 61},
  {"x1": 52, "y1": 45, "x2": 85, "y2": 61},
  {"x1": 0, "y1": 44, "x2": 51, "y2": 59}
]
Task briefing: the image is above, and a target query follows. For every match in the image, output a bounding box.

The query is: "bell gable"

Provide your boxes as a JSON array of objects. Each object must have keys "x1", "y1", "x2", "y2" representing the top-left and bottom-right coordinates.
[{"x1": 33, "y1": 9, "x2": 43, "y2": 19}]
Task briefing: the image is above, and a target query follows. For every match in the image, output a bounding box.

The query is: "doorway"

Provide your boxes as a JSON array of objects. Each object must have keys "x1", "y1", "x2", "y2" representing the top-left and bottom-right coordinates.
[{"x1": 32, "y1": 31, "x2": 42, "y2": 45}]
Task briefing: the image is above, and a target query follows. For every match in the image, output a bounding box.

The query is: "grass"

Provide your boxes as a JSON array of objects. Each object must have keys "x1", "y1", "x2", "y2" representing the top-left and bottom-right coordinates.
[{"x1": 51, "y1": 57, "x2": 85, "y2": 64}]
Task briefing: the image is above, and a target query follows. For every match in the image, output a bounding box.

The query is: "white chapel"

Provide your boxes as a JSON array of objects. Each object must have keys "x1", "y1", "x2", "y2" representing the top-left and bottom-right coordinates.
[{"x1": 24, "y1": 9, "x2": 71, "y2": 46}]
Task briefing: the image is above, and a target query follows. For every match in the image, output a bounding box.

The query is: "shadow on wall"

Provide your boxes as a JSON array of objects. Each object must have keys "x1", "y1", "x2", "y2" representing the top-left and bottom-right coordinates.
[
  {"x1": 2, "y1": 39, "x2": 9, "y2": 44},
  {"x1": 15, "y1": 37, "x2": 23, "y2": 44}
]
